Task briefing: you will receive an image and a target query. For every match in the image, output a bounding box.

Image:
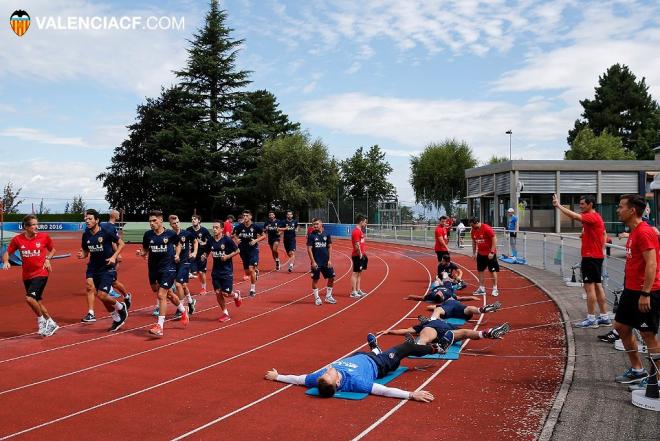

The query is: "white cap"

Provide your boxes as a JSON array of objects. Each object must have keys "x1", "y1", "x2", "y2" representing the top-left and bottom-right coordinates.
[{"x1": 507, "y1": 208, "x2": 515, "y2": 213}]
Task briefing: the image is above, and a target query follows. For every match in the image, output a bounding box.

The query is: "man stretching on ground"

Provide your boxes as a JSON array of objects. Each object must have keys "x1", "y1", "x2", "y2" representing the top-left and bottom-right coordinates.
[
  {"x1": 265, "y1": 334, "x2": 437, "y2": 401},
  {"x1": 381, "y1": 319, "x2": 510, "y2": 348}
]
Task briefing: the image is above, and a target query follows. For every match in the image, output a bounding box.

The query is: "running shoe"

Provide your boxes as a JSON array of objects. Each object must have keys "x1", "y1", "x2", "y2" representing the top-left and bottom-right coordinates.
[
  {"x1": 597, "y1": 316, "x2": 612, "y2": 326},
  {"x1": 480, "y1": 302, "x2": 502, "y2": 313},
  {"x1": 456, "y1": 281, "x2": 467, "y2": 290},
  {"x1": 108, "y1": 302, "x2": 128, "y2": 332},
  {"x1": 473, "y1": 287, "x2": 486, "y2": 296},
  {"x1": 149, "y1": 324, "x2": 163, "y2": 336},
  {"x1": 358, "y1": 290, "x2": 367, "y2": 296},
  {"x1": 81, "y1": 312, "x2": 96, "y2": 323},
  {"x1": 218, "y1": 313, "x2": 230, "y2": 323},
  {"x1": 483, "y1": 323, "x2": 510, "y2": 339},
  {"x1": 275, "y1": 260, "x2": 281, "y2": 271},
  {"x1": 598, "y1": 330, "x2": 619, "y2": 343},
  {"x1": 325, "y1": 295, "x2": 337, "y2": 304},
  {"x1": 180, "y1": 310, "x2": 189, "y2": 327},
  {"x1": 349, "y1": 291, "x2": 363, "y2": 299},
  {"x1": 628, "y1": 377, "x2": 649, "y2": 391},
  {"x1": 234, "y1": 291, "x2": 242, "y2": 307},
  {"x1": 574, "y1": 318, "x2": 598, "y2": 329},
  {"x1": 38, "y1": 319, "x2": 47, "y2": 336},
  {"x1": 44, "y1": 319, "x2": 59, "y2": 337},
  {"x1": 152, "y1": 306, "x2": 160, "y2": 317},
  {"x1": 249, "y1": 290, "x2": 256, "y2": 298},
  {"x1": 433, "y1": 330, "x2": 454, "y2": 353},
  {"x1": 314, "y1": 296, "x2": 322, "y2": 306},
  {"x1": 404, "y1": 333, "x2": 416, "y2": 344},
  {"x1": 124, "y1": 293, "x2": 132, "y2": 310},
  {"x1": 188, "y1": 297, "x2": 197, "y2": 315},
  {"x1": 288, "y1": 264, "x2": 293, "y2": 273},
  {"x1": 615, "y1": 368, "x2": 648, "y2": 384},
  {"x1": 417, "y1": 315, "x2": 430, "y2": 325},
  {"x1": 367, "y1": 333, "x2": 381, "y2": 354},
  {"x1": 491, "y1": 288, "x2": 499, "y2": 297},
  {"x1": 174, "y1": 310, "x2": 183, "y2": 320}
]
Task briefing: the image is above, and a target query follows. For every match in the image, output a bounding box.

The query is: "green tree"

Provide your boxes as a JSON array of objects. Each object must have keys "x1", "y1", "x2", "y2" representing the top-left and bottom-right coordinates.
[
  {"x1": 565, "y1": 127, "x2": 635, "y2": 160},
  {"x1": 1, "y1": 181, "x2": 24, "y2": 214},
  {"x1": 567, "y1": 63, "x2": 660, "y2": 159},
  {"x1": 70, "y1": 195, "x2": 86, "y2": 214},
  {"x1": 410, "y1": 139, "x2": 478, "y2": 216},
  {"x1": 252, "y1": 133, "x2": 338, "y2": 217},
  {"x1": 400, "y1": 206, "x2": 414, "y2": 223},
  {"x1": 63, "y1": 202, "x2": 70, "y2": 214},
  {"x1": 487, "y1": 155, "x2": 509, "y2": 164},
  {"x1": 37, "y1": 199, "x2": 50, "y2": 215}
]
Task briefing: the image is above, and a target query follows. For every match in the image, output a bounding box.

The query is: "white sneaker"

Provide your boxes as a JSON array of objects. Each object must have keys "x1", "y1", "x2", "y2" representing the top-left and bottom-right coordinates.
[
  {"x1": 350, "y1": 291, "x2": 363, "y2": 299},
  {"x1": 314, "y1": 296, "x2": 322, "y2": 306},
  {"x1": 491, "y1": 289, "x2": 499, "y2": 297},
  {"x1": 38, "y1": 319, "x2": 47, "y2": 336},
  {"x1": 44, "y1": 319, "x2": 59, "y2": 337},
  {"x1": 358, "y1": 290, "x2": 367, "y2": 296},
  {"x1": 325, "y1": 296, "x2": 337, "y2": 304},
  {"x1": 473, "y1": 287, "x2": 486, "y2": 296}
]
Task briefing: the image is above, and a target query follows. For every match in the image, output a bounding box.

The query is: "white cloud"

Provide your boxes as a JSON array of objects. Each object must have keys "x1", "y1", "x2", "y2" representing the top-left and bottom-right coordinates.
[
  {"x1": 0, "y1": 125, "x2": 127, "y2": 150},
  {"x1": 0, "y1": 128, "x2": 89, "y2": 147}
]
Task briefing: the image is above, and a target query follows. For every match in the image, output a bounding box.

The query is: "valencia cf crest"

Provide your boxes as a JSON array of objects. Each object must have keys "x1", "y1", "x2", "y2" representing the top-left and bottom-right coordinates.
[
  {"x1": 181, "y1": 237, "x2": 186, "y2": 242},
  {"x1": 36, "y1": 242, "x2": 41, "y2": 248},
  {"x1": 220, "y1": 244, "x2": 225, "y2": 250},
  {"x1": 163, "y1": 238, "x2": 169, "y2": 244},
  {"x1": 10, "y1": 10, "x2": 30, "y2": 37},
  {"x1": 98, "y1": 237, "x2": 104, "y2": 243}
]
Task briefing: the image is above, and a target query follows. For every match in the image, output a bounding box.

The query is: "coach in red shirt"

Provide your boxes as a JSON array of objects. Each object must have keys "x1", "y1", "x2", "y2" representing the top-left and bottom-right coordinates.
[
  {"x1": 2, "y1": 215, "x2": 59, "y2": 336},
  {"x1": 552, "y1": 194, "x2": 610, "y2": 329},
  {"x1": 434, "y1": 216, "x2": 449, "y2": 262},
  {"x1": 612, "y1": 194, "x2": 660, "y2": 384},
  {"x1": 470, "y1": 218, "x2": 499, "y2": 297},
  {"x1": 350, "y1": 214, "x2": 368, "y2": 299}
]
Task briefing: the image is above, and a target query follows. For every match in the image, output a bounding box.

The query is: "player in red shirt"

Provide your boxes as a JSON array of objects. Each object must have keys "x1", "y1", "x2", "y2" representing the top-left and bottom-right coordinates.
[
  {"x1": 434, "y1": 216, "x2": 449, "y2": 262},
  {"x1": 552, "y1": 194, "x2": 610, "y2": 328},
  {"x1": 469, "y1": 218, "x2": 499, "y2": 297},
  {"x1": 350, "y1": 214, "x2": 368, "y2": 299},
  {"x1": 224, "y1": 215, "x2": 235, "y2": 236},
  {"x1": 2, "y1": 215, "x2": 59, "y2": 336},
  {"x1": 612, "y1": 194, "x2": 660, "y2": 385}
]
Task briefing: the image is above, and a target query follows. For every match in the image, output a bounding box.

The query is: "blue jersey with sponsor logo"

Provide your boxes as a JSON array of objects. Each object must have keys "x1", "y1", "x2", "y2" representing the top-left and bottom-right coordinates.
[
  {"x1": 281, "y1": 219, "x2": 298, "y2": 241},
  {"x1": 82, "y1": 227, "x2": 118, "y2": 274},
  {"x1": 186, "y1": 226, "x2": 211, "y2": 256},
  {"x1": 204, "y1": 235, "x2": 237, "y2": 277},
  {"x1": 264, "y1": 219, "x2": 281, "y2": 241},
  {"x1": 304, "y1": 354, "x2": 378, "y2": 394},
  {"x1": 142, "y1": 229, "x2": 179, "y2": 271},
  {"x1": 233, "y1": 223, "x2": 263, "y2": 253},
  {"x1": 306, "y1": 230, "x2": 332, "y2": 266},
  {"x1": 507, "y1": 215, "x2": 517, "y2": 231},
  {"x1": 174, "y1": 229, "x2": 195, "y2": 264}
]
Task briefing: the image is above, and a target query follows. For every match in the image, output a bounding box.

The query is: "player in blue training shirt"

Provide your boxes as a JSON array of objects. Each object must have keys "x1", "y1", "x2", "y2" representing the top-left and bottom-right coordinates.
[
  {"x1": 306, "y1": 218, "x2": 337, "y2": 306},
  {"x1": 187, "y1": 214, "x2": 211, "y2": 294},
  {"x1": 422, "y1": 296, "x2": 501, "y2": 321},
  {"x1": 382, "y1": 318, "x2": 510, "y2": 347},
  {"x1": 169, "y1": 215, "x2": 198, "y2": 317},
  {"x1": 202, "y1": 221, "x2": 242, "y2": 322},
  {"x1": 101, "y1": 209, "x2": 132, "y2": 307},
  {"x1": 232, "y1": 210, "x2": 265, "y2": 297},
  {"x1": 77, "y1": 209, "x2": 128, "y2": 332},
  {"x1": 264, "y1": 210, "x2": 282, "y2": 270},
  {"x1": 279, "y1": 210, "x2": 299, "y2": 272},
  {"x1": 137, "y1": 210, "x2": 189, "y2": 337},
  {"x1": 265, "y1": 334, "x2": 437, "y2": 401}
]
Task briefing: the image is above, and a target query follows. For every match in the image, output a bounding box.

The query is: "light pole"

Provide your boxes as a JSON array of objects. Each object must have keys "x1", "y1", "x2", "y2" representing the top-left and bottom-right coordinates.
[
  {"x1": 365, "y1": 187, "x2": 369, "y2": 224},
  {"x1": 505, "y1": 130, "x2": 512, "y2": 161}
]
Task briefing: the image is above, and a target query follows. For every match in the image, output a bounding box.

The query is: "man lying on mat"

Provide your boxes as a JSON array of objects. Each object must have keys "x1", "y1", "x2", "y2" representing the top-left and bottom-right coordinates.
[
  {"x1": 265, "y1": 334, "x2": 438, "y2": 401},
  {"x1": 404, "y1": 275, "x2": 479, "y2": 303},
  {"x1": 380, "y1": 319, "x2": 510, "y2": 348},
  {"x1": 423, "y1": 297, "x2": 501, "y2": 321}
]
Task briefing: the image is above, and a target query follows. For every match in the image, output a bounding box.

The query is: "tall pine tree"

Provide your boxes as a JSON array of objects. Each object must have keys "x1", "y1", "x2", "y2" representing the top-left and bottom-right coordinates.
[{"x1": 567, "y1": 63, "x2": 660, "y2": 159}]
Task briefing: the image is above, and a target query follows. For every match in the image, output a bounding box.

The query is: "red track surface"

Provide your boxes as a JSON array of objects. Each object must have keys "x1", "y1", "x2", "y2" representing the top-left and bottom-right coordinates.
[{"x1": 0, "y1": 236, "x2": 565, "y2": 440}]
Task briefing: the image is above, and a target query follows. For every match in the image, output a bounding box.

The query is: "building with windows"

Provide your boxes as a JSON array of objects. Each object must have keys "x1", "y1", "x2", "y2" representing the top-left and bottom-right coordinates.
[{"x1": 465, "y1": 160, "x2": 659, "y2": 232}]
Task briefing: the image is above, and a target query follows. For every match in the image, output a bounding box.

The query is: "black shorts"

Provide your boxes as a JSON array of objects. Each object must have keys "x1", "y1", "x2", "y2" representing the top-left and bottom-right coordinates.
[
  {"x1": 176, "y1": 262, "x2": 191, "y2": 284},
  {"x1": 581, "y1": 258, "x2": 603, "y2": 284},
  {"x1": 211, "y1": 273, "x2": 233, "y2": 293},
  {"x1": 509, "y1": 232, "x2": 517, "y2": 238},
  {"x1": 283, "y1": 238, "x2": 296, "y2": 253},
  {"x1": 268, "y1": 237, "x2": 280, "y2": 247},
  {"x1": 352, "y1": 255, "x2": 368, "y2": 272},
  {"x1": 435, "y1": 251, "x2": 449, "y2": 262},
  {"x1": 239, "y1": 249, "x2": 259, "y2": 269},
  {"x1": 24, "y1": 277, "x2": 48, "y2": 301},
  {"x1": 614, "y1": 289, "x2": 659, "y2": 334},
  {"x1": 190, "y1": 257, "x2": 207, "y2": 274},
  {"x1": 311, "y1": 265, "x2": 335, "y2": 280},
  {"x1": 148, "y1": 268, "x2": 176, "y2": 289},
  {"x1": 476, "y1": 254, "x2": 499, "y2": 272}
]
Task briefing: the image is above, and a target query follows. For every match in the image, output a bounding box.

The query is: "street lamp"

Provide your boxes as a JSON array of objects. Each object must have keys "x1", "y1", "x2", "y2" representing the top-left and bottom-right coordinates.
[
  {"x1": 365, "y1": 187, "x2": 369, "y2": 224},
  {"x1": 505, "y1": 130, "x2": 512, "y2": 161}
]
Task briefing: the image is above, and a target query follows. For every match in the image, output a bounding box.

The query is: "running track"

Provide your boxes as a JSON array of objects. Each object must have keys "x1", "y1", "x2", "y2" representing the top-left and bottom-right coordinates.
[{"x1": 0, "y1": 237, "x2": 565, "y2": 440}]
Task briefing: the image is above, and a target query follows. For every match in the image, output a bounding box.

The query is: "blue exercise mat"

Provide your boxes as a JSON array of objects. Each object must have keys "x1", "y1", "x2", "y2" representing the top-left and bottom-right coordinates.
[
  {"x1": 446, "y1": 318, "x2": 466, "y2": 326},
  {"x1": 499, "y1": 255, "x2": 527, "y2": 265},
  {"x1": 408, "y1": 342, "x2": 462, "y2": 360},
  {"x1": 305, "y1": 366, "x2": 408, "y2": 400}
]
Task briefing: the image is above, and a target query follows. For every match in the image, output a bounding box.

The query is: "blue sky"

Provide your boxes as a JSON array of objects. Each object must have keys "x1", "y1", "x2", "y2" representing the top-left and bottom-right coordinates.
[{"x1": 1, "y1": 0, "x2": 659, "y2": 212}]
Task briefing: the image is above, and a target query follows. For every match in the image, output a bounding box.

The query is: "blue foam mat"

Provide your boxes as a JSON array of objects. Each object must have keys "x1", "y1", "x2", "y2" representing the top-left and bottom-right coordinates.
[
  {"x1": 408, "y1": 342, "x2": 462, "y2": 360},
  {"x1": 499, "y1": 255, "x2": 527, "y2": 264},
  {"x1": 446, "y1": 318, "x2": 466, "y2": 326},
  {"x1": 305, "y1": 366, "x2": 408, "y2": 400}
]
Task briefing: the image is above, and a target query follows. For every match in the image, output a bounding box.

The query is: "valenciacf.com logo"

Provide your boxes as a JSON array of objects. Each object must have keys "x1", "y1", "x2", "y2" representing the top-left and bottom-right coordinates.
[{"x1": 10, "y1": 10, "x2": 30, "y2": 36}]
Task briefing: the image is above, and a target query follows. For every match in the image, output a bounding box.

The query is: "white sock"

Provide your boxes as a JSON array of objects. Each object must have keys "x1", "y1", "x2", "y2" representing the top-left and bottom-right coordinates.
[
  {"x1": 157, "y1": 316, "x2": 165, "y2": 327},
  {"x1": 313, "y1": 288, "x2": 319, "y2": 298},
  {"x1": 88, "y1": 309, "x2": 94, "y2": 315},
  {"x1": 326, "y1": 287, "x2": 333, "y2": 297},
  {"x1": 587, "y1": 314, "x2": 596, "y2": 320},
  {"x1": 223, "y1": 309, "x2": 229, "y2": 315},
  {"x1": 251, "y1": 284, "x2": 256, "y2": 291},
  {"x1": 479, "y1": 286, "x2": 485, "y2": 291},
  {"x1": 478, "y1": 331, "x2": 484, "y2": 338},
  {"x1": 178, "y1": 303, "x2": 185, "y2": 312},
  {"x1": 632, "y1": 367, "x2": 645, "y2": 373},
  {"x1": 599, "y1": 313, "x2": 608, "y2": 319},
  {"x1": 201, "y1": 282, "x2": 206, "y2": 289},
  {"x1": 187, "y1": 294, "x2": 193, "y2": 303},
  {"x1": 493, "y1": 285, "x2": 498, "y2": 290},
  {"x1": 114, "y1": 302, "x2": 124, "y2": 311},
  {"x1": 612, "y1": 329, "x2": 619, "y2": 336},
  {"x1": 38, "y1": 316, "x2": 46, "y2": 324}
]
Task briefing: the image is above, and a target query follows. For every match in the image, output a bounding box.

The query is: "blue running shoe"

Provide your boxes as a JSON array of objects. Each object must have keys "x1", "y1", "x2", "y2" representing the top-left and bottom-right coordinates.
[
  {"x1": 628, "y1": 377, "x2": 649, "y2": 391},
  {"x1": 615, "y1": 368, "x2": 648, "y2": 384},
  {"x1": 108, "y1": 289, "x2": 121, "y2": 298},
  {"x1": 574, "y1": 318, "x2": 598, "y2": 328},
  {"x1": 597, "y1": 316, "x2": 612, "y2": 326}
]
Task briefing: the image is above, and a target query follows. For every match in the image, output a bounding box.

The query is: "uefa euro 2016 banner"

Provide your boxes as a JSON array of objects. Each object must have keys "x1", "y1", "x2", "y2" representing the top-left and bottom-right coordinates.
[
  {"x1": 3, "y1": 222, "x2": 86, "y2": 232},
  {"x1": 321, "y1": 224, "x2": 354, "y2": 238}
]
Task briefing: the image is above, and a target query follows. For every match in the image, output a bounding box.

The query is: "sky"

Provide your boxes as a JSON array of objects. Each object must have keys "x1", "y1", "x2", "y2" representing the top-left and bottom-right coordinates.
[{"x1": 1, "y1": 0, "x2": 659, "y2": 213}]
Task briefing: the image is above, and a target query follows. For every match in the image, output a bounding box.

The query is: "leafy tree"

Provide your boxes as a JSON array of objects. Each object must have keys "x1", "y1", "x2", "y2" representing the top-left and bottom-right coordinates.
[
  {"x1": 252, "y1": 133, "x2": 338, "y2": 217},
  {"x1": 63, "y1": 202, "x2": 70, "y2": 214},
  {"x1": 487, "y1": 155, "x2": 509, "y2": 164},
  {"x1": 2, "y1": 181, "x2": 24, "y2": 214},
  {"x1": 70, "y1": 195, "x2": 86, "y2": 214},
  {"x1": 37, "y1": 199, "x2": 51, "y2": 215},
  {"x1": 410, "y1": 139, "x2": 478, "y2": 216},
  {"x1": 400, "y1": 206, "x2": 414, "y2": 223},
  {"x1": 567, "y1": 63, "x2": 660, "y2": 159},
  {"x1": 565, "y1": 127, "x2": 635, "y2": 160}
]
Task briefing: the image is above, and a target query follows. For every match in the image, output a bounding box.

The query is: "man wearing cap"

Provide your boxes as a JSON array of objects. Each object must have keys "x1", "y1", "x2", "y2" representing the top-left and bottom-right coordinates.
[{"x1": 506, "y1": 208, "x2": 519, "y2": 258}]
